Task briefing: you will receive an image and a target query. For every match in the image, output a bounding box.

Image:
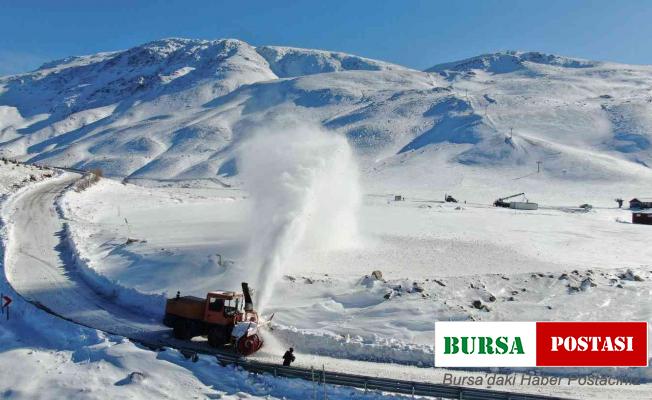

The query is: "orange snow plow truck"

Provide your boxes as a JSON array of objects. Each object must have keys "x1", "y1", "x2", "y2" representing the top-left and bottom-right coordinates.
[{"x1": 163, "y1": 282, "x2": 263, "y2": 355}]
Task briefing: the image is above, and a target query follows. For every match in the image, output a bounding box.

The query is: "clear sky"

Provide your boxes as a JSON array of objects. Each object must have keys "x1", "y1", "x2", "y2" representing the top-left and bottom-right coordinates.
[{"x1": 1, "y1": 0, "x2": 652, "y2": 76}]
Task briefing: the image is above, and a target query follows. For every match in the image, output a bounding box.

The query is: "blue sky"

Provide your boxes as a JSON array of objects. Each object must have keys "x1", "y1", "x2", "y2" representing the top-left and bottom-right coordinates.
[{"x1": 1, "y1": 0, "x2": 651, "y2": 75}]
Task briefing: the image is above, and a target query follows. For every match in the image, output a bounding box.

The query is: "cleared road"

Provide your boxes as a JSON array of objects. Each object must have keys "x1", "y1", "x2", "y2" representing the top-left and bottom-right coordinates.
[
  {"x1": 4, "y1": 173, "x2": 176, "y2": 344},
  {"x1": 0, "y1": 173, "x2": 590, "y2": 399}
]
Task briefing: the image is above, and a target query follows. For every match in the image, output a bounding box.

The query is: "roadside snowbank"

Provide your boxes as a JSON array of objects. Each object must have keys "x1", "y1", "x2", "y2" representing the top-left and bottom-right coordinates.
[
  {"x1": 60, "y1": 221, "x2": 167, "y2": 318},
  {"x1": 59, "y1": 176, "x2": 652, "y2": 380},
  {"x1": 0, "y1": 166, "x2": 211, "y2": 398},
  {"x1": 271, "y1": 323, "x2": 434, "y2": 366},
  {"x1": 0, "y1": 167, "x2": 408, "y2": 400}
]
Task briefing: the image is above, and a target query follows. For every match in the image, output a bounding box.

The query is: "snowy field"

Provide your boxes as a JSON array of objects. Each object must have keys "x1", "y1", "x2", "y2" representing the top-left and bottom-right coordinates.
[
  {"x1": 3, "y1": 37, "x2": 652, "y2": 399},
  {"x1": 4, "y1": 171, "x2": 649, "y2": 400},
  {"x1": 60, "y1": 174, "x2": 652, "y2": 385},
  {"x1": 0, "y1": 164, "x2": 422, "y2": 400}
]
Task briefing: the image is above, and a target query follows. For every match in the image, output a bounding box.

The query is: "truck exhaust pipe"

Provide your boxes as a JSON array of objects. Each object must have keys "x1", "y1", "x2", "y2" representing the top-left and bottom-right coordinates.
[{"x1": 241, "y1": 282, "x2": 254, "y2": 311}]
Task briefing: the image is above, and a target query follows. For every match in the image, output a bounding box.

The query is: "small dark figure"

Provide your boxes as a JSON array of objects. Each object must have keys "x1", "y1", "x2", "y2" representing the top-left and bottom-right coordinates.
[
  {"x1": 616, "y1": 198, "x2": 623, "y2": 208},
  {"x1": 175, "y1": 291, "x2": 181, "y2": 299},
  {"x1": 282, "y1": 347, "x2": 295, "y2": 366}
]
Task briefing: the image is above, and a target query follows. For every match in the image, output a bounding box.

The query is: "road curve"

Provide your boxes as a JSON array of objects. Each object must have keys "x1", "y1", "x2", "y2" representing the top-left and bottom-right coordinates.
[
  {"x1": 1, "y1": 174, "x2": 575, "y2": 400},
  {"x1": 2, "y1": 173, "x2": 209, "y2": 350}
]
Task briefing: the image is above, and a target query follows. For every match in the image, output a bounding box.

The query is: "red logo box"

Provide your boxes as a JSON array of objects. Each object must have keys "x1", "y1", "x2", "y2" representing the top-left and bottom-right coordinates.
[{"x1": 536, "y1": 322, "x2": 648, "y2": 367}]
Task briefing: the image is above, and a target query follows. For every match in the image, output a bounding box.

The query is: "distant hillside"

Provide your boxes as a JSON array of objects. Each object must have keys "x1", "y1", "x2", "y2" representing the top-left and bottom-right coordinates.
[
  {"x1": 426, "y1": 51, "x2": 597, "y2": 74},
  {"x1": 1, "y1": 39, "x2": 652, "y2": 198}
]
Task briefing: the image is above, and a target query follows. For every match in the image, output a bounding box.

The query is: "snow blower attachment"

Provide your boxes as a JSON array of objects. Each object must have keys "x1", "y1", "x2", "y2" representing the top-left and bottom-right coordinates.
[
  {"x1": 163, "y1": 282, "x2": 264, "y2": 355},
  {"x1": 242, "y1": 282, "x2": 253, "y2": 312}
]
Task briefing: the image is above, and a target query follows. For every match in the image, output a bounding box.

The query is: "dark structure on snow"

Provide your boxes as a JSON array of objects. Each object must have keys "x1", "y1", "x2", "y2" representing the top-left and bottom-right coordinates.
[
  {"x1": 633, "y1": 211, "x2": 652, "y2": 225},
  {"x1": 629, "y1": 198, "x2": 652, "y2": 209}
]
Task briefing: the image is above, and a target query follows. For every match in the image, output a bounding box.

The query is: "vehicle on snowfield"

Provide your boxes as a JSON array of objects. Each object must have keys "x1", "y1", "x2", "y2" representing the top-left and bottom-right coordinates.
[
  {"x1": 494, "y1": 192, "x2": 538, "y2": 210},
  {"x1": 163, "y1": 282, "x2": 264, "y2": 355}
]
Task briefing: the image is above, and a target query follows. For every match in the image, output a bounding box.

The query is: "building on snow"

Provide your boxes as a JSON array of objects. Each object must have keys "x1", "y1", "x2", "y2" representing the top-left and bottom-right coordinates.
[
  {"x1": 629, "y1": 198, "x2": 652, "y2": 209},
  {"x1": 632, "y1": 210, "x2": 652, "y2": 225}
]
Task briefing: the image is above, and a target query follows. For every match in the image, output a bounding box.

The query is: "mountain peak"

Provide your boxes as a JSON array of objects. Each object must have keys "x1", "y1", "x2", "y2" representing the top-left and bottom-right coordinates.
[
  {"x1": 426, "y1": 50, "x2": 597, "y2": 74},
  {"x1": 34, "y1": 38, "x2": 253, "y2": 73},
  {"x1": 4, "y1": 39, "x2": 651, "y2": 185},
  {"x1": 256, "y1": 45, "x2": 406, "y2": 77},
  {"x1": 1, "y1": 37, "x2": 410, "y2": 120}
]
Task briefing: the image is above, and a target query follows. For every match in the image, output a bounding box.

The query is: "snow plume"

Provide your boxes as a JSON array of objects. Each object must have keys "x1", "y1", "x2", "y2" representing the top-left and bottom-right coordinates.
[{"x1": 238, "y1": 121, "x2": 361, "y2": 312}]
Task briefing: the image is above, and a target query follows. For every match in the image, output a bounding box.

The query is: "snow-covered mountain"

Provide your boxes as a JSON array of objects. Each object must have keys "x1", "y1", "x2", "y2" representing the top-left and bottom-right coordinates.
[
  {"x1": 1, "y1": 38, "x2": 652, "y2": 195},
  {"x1": 426, "y1": 50, "x2": 597, "y2": 74}
]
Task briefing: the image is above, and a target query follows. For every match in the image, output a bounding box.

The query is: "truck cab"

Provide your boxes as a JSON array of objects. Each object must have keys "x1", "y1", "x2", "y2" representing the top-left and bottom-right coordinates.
[{"x1": 204, "y1": 291, "x2": 247, "y2": 324}]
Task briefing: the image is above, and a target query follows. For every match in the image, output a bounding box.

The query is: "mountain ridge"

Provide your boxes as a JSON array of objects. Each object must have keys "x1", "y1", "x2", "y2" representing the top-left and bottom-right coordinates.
[
  {"x1": 1, "y1": 38, "x2": 652, "y2": 196},
  {"x1": 426, "y1": 50, "x2": 599, "y2": 74}
]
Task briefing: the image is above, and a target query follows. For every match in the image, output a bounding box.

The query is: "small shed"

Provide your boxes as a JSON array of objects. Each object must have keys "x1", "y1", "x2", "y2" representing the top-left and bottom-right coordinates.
[
  {"x1": 394, "y1": 195, "x2": 404, "y2": 201},
  {"x1": 633, "y1": 211, "x2": 652, "y2": 225},
  {"x1": 629, "y1": 198, "x2": 652, "y2": 209},
  {"x1": 509, "y1": 201, "x2": 538, "y2": 210}
]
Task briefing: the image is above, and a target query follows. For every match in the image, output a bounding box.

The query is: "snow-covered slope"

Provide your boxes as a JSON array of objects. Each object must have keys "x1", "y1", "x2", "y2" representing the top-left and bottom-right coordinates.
[
  {"x1": 257, "y1": 45, "x2": 405, "y2": 77},
  {"x1": 426, "y1": 50, "x2": 597, "y2": 74},
  {"x1": 1, "y1": 40, "x2": 652, "y2": 195}
]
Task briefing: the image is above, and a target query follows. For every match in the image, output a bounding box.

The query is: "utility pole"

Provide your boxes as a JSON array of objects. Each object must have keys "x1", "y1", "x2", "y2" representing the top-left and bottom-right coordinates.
[
  {"x1": 537, "y1": 161, "x2": 542, "y2": 173},
  {"x1": 509, "y1": 127, "x2": 513, "y2": 139},
  {"x1": 124, "y1": 217, "x2": 131, "y2": 236},
  {"x1": 311, "y1": 366, "x2": 316, "y2": 400},
  {"x1": 322, "y1": 364, "x2": 327, "y2": 400}
]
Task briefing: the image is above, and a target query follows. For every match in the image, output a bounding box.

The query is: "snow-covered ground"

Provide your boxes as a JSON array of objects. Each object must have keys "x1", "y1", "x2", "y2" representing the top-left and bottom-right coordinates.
[
  {"x1": 0, "y1": 163, "x2": 421, "y2": 400},
  {"x1": 59, "y1": 175, "x2": 652, "y2": 390},
  {"x1": 3, "y1": 37, "x2": 652, "y2": 399},
  {"x1": 6, "y1": 169, "x2": 650, "y2": 400},
  {"x1": 0, "y1": 173, "x2": 647, "y2": 400}
]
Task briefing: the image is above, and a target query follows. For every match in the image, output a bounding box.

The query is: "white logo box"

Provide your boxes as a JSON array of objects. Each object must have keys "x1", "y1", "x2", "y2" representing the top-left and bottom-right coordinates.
[{"x1": 434, "y1": 321, "x2": 537, "y2": 367}]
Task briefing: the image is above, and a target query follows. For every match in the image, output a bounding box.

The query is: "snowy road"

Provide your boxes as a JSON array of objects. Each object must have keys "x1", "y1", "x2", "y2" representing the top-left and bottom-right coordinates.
[
  {"x1": 3, "y1": 174, "x2": 650, "y2": 399},
  {"x1": 2, "y1": 173, "x2": 443, "y2": 367},
  {"x1": 3, "y1": 173, "x2": 175, "y2": 344},
  {"x1": 2, "y1": 173, "x2": 457, "y2": 377}
]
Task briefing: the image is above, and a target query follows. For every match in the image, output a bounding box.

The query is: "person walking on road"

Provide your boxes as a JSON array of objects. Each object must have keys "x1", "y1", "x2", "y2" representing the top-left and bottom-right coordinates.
[{"x1": 282, "y1": 347, "x2": 295, "y2": 366}]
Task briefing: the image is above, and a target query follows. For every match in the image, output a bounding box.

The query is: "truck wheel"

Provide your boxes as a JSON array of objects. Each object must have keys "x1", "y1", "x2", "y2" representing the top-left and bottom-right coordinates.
[
  {"x1": 207, "y1": 327, "x2": 227, "y2": 347},
  {"x1": 173, "y1": 319, "x2": 192, "y2": 340}
]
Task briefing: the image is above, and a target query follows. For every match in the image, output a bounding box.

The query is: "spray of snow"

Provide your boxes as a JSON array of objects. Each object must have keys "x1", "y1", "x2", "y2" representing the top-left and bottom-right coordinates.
[{"x1": 238, "y1": 120, "x2": 361, "y2": 312}]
